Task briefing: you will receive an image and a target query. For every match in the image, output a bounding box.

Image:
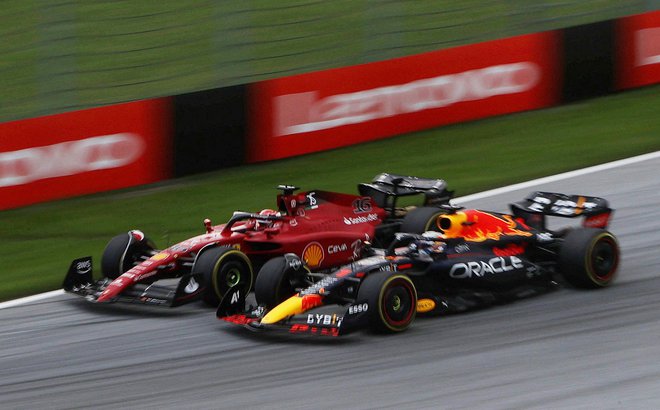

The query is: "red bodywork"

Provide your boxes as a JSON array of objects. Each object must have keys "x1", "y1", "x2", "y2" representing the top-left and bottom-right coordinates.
[{"x1": 96, "y1": 190, "x2": 387, "y2": 302}]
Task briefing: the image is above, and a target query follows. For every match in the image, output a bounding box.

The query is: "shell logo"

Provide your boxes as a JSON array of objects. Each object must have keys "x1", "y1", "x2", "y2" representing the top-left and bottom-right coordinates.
[
  {"x1": 416, "y1": 298, "x2": 436, "y2": 313},
  {"x1": 302, "y1": 242, "x2": 324, "y2": 268},
  {"x1": 151, "y1": 252, "x2": 170, "y2": 261}
]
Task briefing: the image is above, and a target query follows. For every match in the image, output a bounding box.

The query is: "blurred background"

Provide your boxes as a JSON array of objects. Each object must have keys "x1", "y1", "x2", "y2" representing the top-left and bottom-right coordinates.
[
  {"x1": 1, "y1": 0, "x2": 656, "y2": 122},
  {"x1": 1, "y1": 1, "x2": 660, "y2": 301}
]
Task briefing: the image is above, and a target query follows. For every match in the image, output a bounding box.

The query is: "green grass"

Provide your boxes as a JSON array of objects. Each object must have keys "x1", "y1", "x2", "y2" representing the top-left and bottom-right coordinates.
[
  {"x1": 1, "y1": 85, "x2": 659, "y2": 302},
  {"x1": 0, "y1": 0, "x2": 647, "y2": 122}
]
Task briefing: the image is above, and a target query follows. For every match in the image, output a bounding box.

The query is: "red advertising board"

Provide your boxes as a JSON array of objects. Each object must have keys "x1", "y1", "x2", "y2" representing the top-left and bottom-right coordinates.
[
  {"x1": 247, "y1": 31, "x2": 561, "y2": 163},
  {"x1": 0, "y1": 99, "x2": 172, "y2": 210},
  {"x1": 616, "y1": 11, "x2": 660, "y2": 90}
]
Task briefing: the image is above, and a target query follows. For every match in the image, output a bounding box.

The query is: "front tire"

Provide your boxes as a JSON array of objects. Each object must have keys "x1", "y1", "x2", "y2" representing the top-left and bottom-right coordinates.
[
  {"x1": 559, "y1": 228, "x2": 619, "y2": 288},
  {"x1": 255, "y1": 255, "x2": 311, "y2": 309},
  {"x1": 101, "y1": 232, "x2": 155, "y2": 279},
  {"x1": 194, "y1": 247, "x2": 253, "y2": 306},
  {"x1": 357, "y1": 272, "x2": 417, "y2": 333}
]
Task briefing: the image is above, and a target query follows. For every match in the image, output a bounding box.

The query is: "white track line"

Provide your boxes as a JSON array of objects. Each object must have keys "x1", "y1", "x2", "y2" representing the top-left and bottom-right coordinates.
[
  {"x1": 0, "y1": 289, "x2": 65, "y2": 309},
  {"x1": 2, "y1": 150, "x2": 660, "y2": 310},
  {"x1": 453, "y1": 150, "x2": 660, "y2": 204}
]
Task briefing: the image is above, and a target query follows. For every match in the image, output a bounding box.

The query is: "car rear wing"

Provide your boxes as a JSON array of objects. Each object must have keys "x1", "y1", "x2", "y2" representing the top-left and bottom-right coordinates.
[
  {"x1": 510, "y1": 191, "x2": 613, "y2": 230},
  {"x1": 358, "y1": 173, "x2": 454, "y2": 214}
]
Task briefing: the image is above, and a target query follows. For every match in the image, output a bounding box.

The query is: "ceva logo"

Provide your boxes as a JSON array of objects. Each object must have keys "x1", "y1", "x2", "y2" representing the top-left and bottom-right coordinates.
[{"x1": 0, "y1": 133, "x2": 144, "y2": 187}]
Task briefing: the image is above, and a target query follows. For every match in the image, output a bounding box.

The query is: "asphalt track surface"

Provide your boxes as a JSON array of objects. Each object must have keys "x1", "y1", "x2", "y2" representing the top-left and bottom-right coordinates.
[{"x1": 2, "y1": 153, "x2": 660, "y2": 409}]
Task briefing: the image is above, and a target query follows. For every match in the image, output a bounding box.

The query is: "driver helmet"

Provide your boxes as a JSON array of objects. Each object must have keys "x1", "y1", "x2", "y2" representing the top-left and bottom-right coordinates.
[
  {"x1": 255, "y1": 209, "x2": 279, "y2": 229},
  {"x1": 409, "y1": 232, "x2": 446, "y2": 260}
]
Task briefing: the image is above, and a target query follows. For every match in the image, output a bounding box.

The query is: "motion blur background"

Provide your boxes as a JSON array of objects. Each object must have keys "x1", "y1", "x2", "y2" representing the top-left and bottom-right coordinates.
[
  {"x1": 1, "y1": 1, "x2": 660, "y2": 301},
  {"x1": 2, "y1": 0, "x2": 657, "y2": 122}
]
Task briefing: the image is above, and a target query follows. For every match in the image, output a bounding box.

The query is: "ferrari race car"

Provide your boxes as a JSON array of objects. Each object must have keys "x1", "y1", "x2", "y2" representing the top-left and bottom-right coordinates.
[
  {"x1": 218, "y1": 191, "x2": 619, "y2": 336},
  {"x1": 63, "y1": 173, "x2": 453, "y2": 307}
]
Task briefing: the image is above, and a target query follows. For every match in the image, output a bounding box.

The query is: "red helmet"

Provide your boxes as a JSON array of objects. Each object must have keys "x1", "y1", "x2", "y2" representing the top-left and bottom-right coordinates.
[{"x1": 256, "y1": 209, "x2": 279, "y2": 229}]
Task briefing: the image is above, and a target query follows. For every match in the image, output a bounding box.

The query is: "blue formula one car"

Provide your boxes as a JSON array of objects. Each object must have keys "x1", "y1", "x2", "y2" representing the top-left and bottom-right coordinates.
[{"x1": 218, "y1": 191, "x2": 619, "y2": 336}]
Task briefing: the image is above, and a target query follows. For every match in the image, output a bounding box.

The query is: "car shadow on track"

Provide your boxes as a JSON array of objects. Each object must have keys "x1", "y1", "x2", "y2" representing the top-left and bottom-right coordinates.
[{"x1": 64, "y1": 298, "x2": 209, "y2": 318}]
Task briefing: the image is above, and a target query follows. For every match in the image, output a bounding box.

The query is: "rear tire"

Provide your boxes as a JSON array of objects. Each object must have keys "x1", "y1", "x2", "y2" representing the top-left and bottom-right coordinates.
[
  {"x1": 400, "y1": 207, "x2": 446, "y2": 234},
  {"x1": 194, "y1": 247, "x2": 253, "y2": 306},
  {"x1": 101, "y1": 232, "x2": 155, "y2": 279},
  {"x1": 255, "y1": 256, "x2": 311, "y2": 309},
  {"x1": 357, "y1": 272, "x2": 417, "y2": 333},
  {"x1": 559, "y1": 228, "x2": 619, "y2": 288}
]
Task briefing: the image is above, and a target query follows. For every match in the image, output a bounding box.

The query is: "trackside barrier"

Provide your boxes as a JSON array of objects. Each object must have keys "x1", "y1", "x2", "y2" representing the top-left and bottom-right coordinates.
[
  {"x1": 246, "y1": 32, "x2": 561, "y2": 163},
  {"x1": 0, "y1": 99, "x2": 172, "y2": 210}
]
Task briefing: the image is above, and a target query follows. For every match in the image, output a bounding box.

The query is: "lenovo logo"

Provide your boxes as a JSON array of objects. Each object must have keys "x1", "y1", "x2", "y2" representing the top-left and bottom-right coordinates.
[
  {"x1": 0, "y1": 133, "x2": 144, "y2": 187},
  {"x1": 636, "y1": 28, "x2": 660, "y2": 66},
  {"x1": 275, "y1": 62, "x2": 540, "y2": 136}
]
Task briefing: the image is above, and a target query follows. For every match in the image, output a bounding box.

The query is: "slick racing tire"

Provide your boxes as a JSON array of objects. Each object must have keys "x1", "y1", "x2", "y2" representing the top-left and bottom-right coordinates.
[
  {"x1": 255, "y1": 256, "x2": 311, "y2": 309},
  {"x1": 195, "y1": 246, "x2": 254, "y2": 306},
  {"x1": 400, "y1": 207, "x2": 446, "y2": 234},
  {"x1": 559, "y1": 228, "x2": 619, "y2": 288},
  {"x1": 101, "y1": 231, "x2": 156, "y2": 279},
  {"x1": 357, "y1": 272, "x2": 417, "y2": 333}
]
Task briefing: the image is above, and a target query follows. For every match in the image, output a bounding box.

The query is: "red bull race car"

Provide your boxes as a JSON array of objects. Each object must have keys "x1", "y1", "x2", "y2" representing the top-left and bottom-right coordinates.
[
  {"x1": 218, "y1": 191, "x2": 619, "y2": 336},
  {"x1": 63, "y1": 174, "x2": 453, "y2": 307}
]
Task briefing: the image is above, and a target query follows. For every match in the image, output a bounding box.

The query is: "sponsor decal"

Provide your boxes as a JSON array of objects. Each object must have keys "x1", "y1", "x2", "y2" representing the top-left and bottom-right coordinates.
[
  {"x1": 0, "y1": 133, "x2": 144, "y2": 188},
  {"x1": 222, "y1": 314, "x2": 258, "y2": 325},
  {"x1": 299, "y1": 276, "x2": 338, "y2": 296},
  {"x1": 289, "y1": 218, "x2": 298, "y2": 227},
  {"x1": 230, "y1": 289, "x2": 241, "y2": 304},
  {"x1": 416, "y1": 298, "x2": 436, "y2": 313},
  {"x1": 352, "y1": 197, "x2": 372, "y2": 214},
  {"x1": 636, "y1": 27, "x2": 660, "y2": 66},
  {"x1": 343, "y1": 213, "x2": 379, "y2": 225},
  {"x1": 617, "y1": 11, "x2": 660, "y2": 89},
  {"x1": 307, "y1": 313, "x2": 342, "y2": 326},
  {"x1": 301, "y1": 294, "x2": 323, "y2": 311},
  {"x1": 584, "y1": 213, "x2": 611, "y2": 228},
  {"x1": 492, "y1": 243, "x2": 526, "y2": 257},
  {"x1": 302, "y1": 242, "x2": 324, "y2": 268},
  {"x1": 289, "y1": 324, "x2": 340, "y2": 336},
  {"x1": 379, "y1": 264, "x2": 397, "y2": 272},
  {"x1": 184, "y1": 277, "x2": 200, "y2": 294},
  {"x1": 306, "y1": 192, "x2": 318, "y2": 209},
  {"x1": 0, "y1": 99, "x2": 172, "y2": 210},
  {"x1": 151, "y1": 252, "x2": 170, "y2": 261},
  {"x1": 328, "y1": 243, "x2": 348, "y2": 254},
  {"x1": 536, "y1": 232, "x2": 553, "y2": 242},
  {"x1": 247, "y1": 32, "x2": 559, "y2": 163},
  {"x1": 454, "y1": 243, "x2": 471, "y2": 254},
  {"x1": 76, "y1": 259, "x2": 92, "y2": 274},
  {"x1": 287, "y1": 257, "x2": 303, "y2": 270},
  {"x1": 347, "y1": 303, "x2": 368, "y2": 315},
  {"x1": 449, "y1": 256, "x2": 524, "y2": 279},
  {"x1": 276, "y1": 62, "x2": 540, "y2": 136}
]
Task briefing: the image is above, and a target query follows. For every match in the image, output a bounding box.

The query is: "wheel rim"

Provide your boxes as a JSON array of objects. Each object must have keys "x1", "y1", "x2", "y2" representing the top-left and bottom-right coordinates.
[
  {"x1": 225, "y1": 267, "x2": 242, "y2": 288},
  {"x1": 382, "y1": 279, "x2": 415, "y2": 327},
  {"x1": 590, "y1": 236, "x2": 618, "y2": 281}
]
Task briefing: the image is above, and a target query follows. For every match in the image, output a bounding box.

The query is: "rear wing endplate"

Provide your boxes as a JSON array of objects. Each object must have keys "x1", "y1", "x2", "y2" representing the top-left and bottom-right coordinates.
[{"x1": 511, "y1": 191, "x2": 613, "y2": 229}]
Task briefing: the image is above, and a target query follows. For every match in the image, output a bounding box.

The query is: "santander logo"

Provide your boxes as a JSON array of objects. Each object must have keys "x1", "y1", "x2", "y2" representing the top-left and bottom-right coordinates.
[{"x1": 0, "y1": 133, "x2": 144, "y2": 187}]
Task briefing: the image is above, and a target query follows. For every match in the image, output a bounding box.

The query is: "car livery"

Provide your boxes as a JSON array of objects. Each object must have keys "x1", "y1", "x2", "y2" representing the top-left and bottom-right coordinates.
[
  {"x1": 63, "y1": 173, "x2": 453, "y2": 307},
  {"x1": 218, "y1": 191, "x2": 619, "y2": 336}
]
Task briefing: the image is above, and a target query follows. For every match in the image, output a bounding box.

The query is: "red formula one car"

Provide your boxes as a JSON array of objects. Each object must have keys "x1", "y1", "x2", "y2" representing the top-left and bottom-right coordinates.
[
  {"x1": 218, "y1": 191, "x2": 619, "y2": 337},
  {"x1": 63, "y1": 174, "x2": 453, "y2": 307}
]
